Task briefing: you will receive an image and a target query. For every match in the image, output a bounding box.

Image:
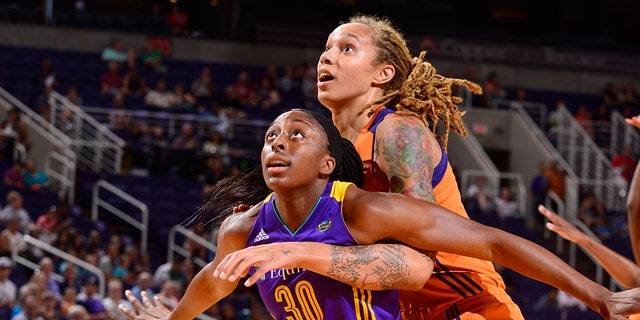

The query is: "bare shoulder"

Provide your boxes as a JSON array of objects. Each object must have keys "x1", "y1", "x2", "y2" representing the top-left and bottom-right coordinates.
[
  {"x1": 376, "y1": 113, "x2": 439, "y2": 147},
  {"x1": 218, "y1": 204, "x2": 263, "y2": 244}
]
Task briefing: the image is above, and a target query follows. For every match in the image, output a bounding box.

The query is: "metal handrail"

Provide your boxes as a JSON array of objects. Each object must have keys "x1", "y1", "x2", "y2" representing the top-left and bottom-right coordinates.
[{"x1": 91, "y1": 180, "x2": 149, "y2": 254}]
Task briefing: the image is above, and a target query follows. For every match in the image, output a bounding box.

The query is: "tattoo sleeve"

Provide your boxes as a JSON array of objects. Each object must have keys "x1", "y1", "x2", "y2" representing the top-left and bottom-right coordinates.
[
  {"x1": 377, "y1": 118, "x2": 436, "y2": 202},
  {"x1": 326, "y1": 244, "x2": 425, "y2": 290}
]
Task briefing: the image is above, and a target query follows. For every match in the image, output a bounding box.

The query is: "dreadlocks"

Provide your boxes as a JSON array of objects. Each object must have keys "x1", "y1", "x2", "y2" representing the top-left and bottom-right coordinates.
[
  {"x1": 182, "y1": 109, "x2": 364, "y2": 229},
  {"x1": 347, "y1": 14, "x2": 482, "y2": 150}
]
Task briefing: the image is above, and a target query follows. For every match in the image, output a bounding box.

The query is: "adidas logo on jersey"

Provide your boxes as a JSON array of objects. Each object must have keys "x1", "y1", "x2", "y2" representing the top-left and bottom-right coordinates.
[{"x1": 254, "y1": 228, "x2": 270, "y2": 242}]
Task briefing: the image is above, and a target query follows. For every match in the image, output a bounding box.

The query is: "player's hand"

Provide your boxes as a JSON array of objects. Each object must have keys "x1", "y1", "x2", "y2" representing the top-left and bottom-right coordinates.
[
  {"x1": 232, "y1": 204, "x2": 252, "y2": 214},
  {"x1": 624, "y1": 115, "x2": 640, "y2": 129},
  {"x1": 119, "y1": 290, "x2": 171, "y2": 320},
  {"x1": 213, "y1": 242, "x2": 302, "y2": 287},
  {"x1": 538, "y1": 205, "x2": 585, "y2": 244},
  {"x1": 607, "y1": 287, "x2": 640, "y2": 320}
]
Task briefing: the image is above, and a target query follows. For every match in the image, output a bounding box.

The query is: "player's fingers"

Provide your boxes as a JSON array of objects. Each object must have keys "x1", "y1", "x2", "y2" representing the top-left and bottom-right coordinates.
[
  {"x1": 118, "y1": 303, "x2": 138, "y2": 320},
  {"x1": 141, "y1": 291, "x2": 154, "y2": 308},
  {"x1": 125, "y1": 290, "x2": 144, "y2": 310}
]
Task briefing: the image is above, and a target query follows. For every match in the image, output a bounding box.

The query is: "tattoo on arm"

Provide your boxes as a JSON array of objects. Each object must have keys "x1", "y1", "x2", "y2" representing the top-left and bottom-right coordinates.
[
  {"x1": 377, "y1": 119, "x2": 436, "y2": 202},
  {"x1": 327, "y1": 244, "x2": 411, "y2": 290},
  {"x1": 282, "y1": 250, "x2": 291, "y2": 255}
]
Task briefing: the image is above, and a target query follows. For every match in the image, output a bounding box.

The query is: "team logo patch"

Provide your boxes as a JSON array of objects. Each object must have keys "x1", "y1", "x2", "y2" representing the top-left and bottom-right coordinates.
[
  {"x1": 317, "y1": 220, "x2": 332, "y2": 232},
  {"x1": 254, "y1": 228, "x2": 270, "y2": 242}
]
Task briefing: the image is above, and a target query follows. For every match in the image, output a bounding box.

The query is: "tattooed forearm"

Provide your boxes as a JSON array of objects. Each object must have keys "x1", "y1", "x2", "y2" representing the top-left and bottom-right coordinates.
[
  {"x1": 327, "y1": 244, "x2": 412, "y2": 290},
  {"x1": 377, "y1": 118, "x2": 436, "y2": 202}
]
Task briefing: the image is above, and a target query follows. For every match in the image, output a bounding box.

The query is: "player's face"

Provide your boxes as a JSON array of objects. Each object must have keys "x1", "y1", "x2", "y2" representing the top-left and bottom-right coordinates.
[
  {"x1": 317, "y1": 23, "x2": 382, "y2": 110},
  {"x1": 262, "y1": 111, "x2": 332, "y2": 189}
]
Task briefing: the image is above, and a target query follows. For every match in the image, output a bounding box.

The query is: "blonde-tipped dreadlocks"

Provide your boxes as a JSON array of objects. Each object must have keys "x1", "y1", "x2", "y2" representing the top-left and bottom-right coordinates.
[{"x1": 347, "y1": 14, "x2": 482, "y2": 150}]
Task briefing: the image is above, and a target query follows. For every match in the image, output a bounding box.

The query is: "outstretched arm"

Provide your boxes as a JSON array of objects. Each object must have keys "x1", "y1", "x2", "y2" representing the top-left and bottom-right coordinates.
[
  {"x1": 119, "y1": 214, "x2": 249, "y2": 320},
  {"x1": 343, "y1": 188, "x2": 640, "y2": 320},
  {"x1": 539, "y1": 205, "x2": 640, "y2": 288},
  {"x1": 215, "y1": 242, "x2": 434, "y2": 290},
  {"x1": 626, "y1": 115, "x2": 640, "y2": 265}
]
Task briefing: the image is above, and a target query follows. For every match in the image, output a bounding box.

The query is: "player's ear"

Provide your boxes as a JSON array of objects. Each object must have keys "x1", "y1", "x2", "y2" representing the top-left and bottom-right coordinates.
[
  {"x1": 320, "y1": 154, "x2": 336, "y2": 176},
  {"x1": 373, "y1": 64, "x2": 395, "y2": 86}
]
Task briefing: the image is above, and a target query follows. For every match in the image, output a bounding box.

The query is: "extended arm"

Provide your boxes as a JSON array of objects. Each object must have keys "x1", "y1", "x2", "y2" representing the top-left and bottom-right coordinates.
[
  {"x1": 120, "y1": 214, "x2": 249, "y2": 320},
  {"x1": 539, "y1": 205, "x2": 640, "y2": 288},
  {"x1": 626, "y1": 115, "x2": 640, "y2": 264},
  {"x1": 215, "y1": 242, "x2": 434, "y2": 290},
  {"x1": 344, "y1": 188, "x2": 640, "y2": 319}
]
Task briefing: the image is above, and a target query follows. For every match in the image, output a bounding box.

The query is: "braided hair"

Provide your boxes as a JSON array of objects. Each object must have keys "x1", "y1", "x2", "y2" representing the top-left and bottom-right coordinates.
[
  {"x1": 346, "y1": 14, "x2": 482, "y2": 150},
  {"x1": 183, "y1": 109, "x2": 363, "y2": 229}
]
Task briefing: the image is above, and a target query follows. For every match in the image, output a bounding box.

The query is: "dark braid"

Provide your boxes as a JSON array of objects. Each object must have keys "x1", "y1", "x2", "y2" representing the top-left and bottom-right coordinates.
[
  {"x1": 182, "y1": 167, "x2": 269, "y2": 230},
  {"x1": 183, "y1": 110, "x2": 364, "y2": 229},
  {"x1": 336, "y1": 137, "x2": 364, "y2": 188}
]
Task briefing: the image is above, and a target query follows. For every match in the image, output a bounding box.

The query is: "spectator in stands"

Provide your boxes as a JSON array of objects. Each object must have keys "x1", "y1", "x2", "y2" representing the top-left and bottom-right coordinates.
[
  {"x1": 23, "y1": 158, "x2": 52, "y2": 192},
  {"x1": 108, "y1": 94, "x2": 132, "y2": 137},
  {"x1": 621, "y1": 82, "x2": 640, "y2": 109},
  {"x1": 144, "y1": 79, "x2": 175, "y2": 111},
  {"x1": 224, "y1": 70, "x2": 254, "y2": 110},
  {"x1": 35, "y1": 206, "x2": 58, "y2": 246},
  {"x1": 129, "y1": 271, "x2": 154, "y2": 303},
  {"x1": 155, "y1": 280, "x2": 181, "y2": 311},
  {"x1": 278, "y1": 65, "x2": 300, "y2": 94},
  {"x1": 201, "y1": 130, "x2": 237, "y2": 166},
  {"x1": 252, "y1": 75, "x2": 282, "y2": 118},
  {"x1": 573, "y1": 103, "x2": 594, "y2": 137},
  {"x1": 123, "y1": 245, "x2": 152, "y2": 283},
  {"x1": 201, "y1": 156, "x2": 228, "y2": 195},
  {"x1": 0, "y1": 257, "x2": 17, "y2": 319},
  {"x1": 38, "y1": 257, "x2": 62, "y2": 301},
  {"x1": 98, "y1": 241, "x2": 121, "y2": 281},
  {"x1": 190, "y1": 66, "x2": 217, "y2": 101},
  {"x1": 40, "y1": 290, "x2": 59, "y2": 319},
  {"x1": 592, "y1": 102, "x2": 611, "y2": 123},
  {"x1": 34, "y1": 83, "x2": 54, "y2": 117},
  {"x1": 11, "y1": 294, "x2": 41, "y2": 320},
  {"x1": 1, "y1": 191, "x2": 33, "y2": 233},
  {"x1": 0, "y1": 108, "x2": 30, "y2": 163},
  {"x1": 546, "y1": 99, "x2": 565, "y2": 145},
  {"x1": 530, "y1": 160, "x2": 549, "y2": 223},
  {"x1": 613, "y1": 144, "x2": 637, "y2": 178},
  {"x1": 140, "y1": 39, "x2": 167, "y2": 74},
  {"x1": 59, "y1": 262, "x2": 83, "y2": 294},
  {"x1": 543, "y1": 160, "x2": 566, "y2": 202},
  {"x1": 34, "y1": 58, "x2": 58, "y2": 91},
  {"x1": 171, "y1": 82, "x2": 196, "y2": 113},
  {"x1": 67, "y1": 304, "x2": 90, "y2": 320},
  {"x1": 601, "y1": 82, "x2": 624, "y2": 110},
  {"x1": 166, "y1": 3, "x2": 190, "y2": 37},
  {"x1": 101, "y1": 278, "x2": 132, "y2": 320},
  {"x1": 60, "y1": 287, "x2": 78, "y2": 319},
  {"x1": 577, "y1": 189, "x2": 610, "y2": 239},
  {"x1": 65, "y1": 86, "x2": 84, "y2": 106},
  {"x1": 121, "y1": 68, "x2": 149, "y2": 98},
  {"x1": 100, "y1": 61, "x2": 124, "y2": 97},
  {"x1": 494, "y1": 186, "x2": 519, "y2": 221},
  {"x1": 169, "y1": 122, "x2": 200, "y2": 177},
  {"x1": 464, "y1": 175, "x2": 494, "y2": 214},
  {"x1": 170, "y1": 122, "x2": 200, "y2": 151},
  {"x1": 145, "y1": 3, "x2": 170, "y2": 35},
  {"x1": 482, "y1": 71, "x2": 507, "y2": 108},
  {"x1": 101, "y1": 39, "x2": 127, "y2": 64},
  {"x1": 261, "y1": 63, "x2": 281, "y2": 90},
  {"x1": 3, "y1": 161, "x2": 25, "y2": 188},
  {"x1": 76, "y1": 276, "x2": 109, "y2": 320}
]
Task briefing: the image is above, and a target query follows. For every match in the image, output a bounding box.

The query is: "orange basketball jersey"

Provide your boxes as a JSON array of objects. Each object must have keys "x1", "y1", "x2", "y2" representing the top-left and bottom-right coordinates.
[{"x1": 354, "y1": 107, "x2": 524, "y2": 320}]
